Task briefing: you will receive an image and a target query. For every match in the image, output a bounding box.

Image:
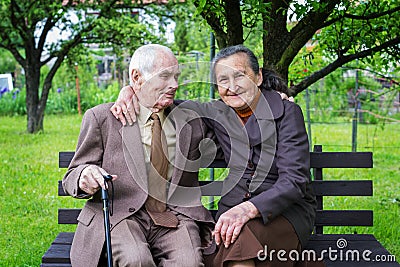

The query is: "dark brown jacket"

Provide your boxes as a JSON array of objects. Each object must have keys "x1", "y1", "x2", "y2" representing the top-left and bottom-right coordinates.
[{"x1": 179, "y1": 89, "x2": 316, "y2": 247}]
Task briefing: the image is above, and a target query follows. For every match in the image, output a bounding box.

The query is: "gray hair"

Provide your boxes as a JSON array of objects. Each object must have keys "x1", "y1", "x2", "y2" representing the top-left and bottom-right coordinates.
[{"x1": 129, "y1": 44, "x2": 174, "y2": 84}]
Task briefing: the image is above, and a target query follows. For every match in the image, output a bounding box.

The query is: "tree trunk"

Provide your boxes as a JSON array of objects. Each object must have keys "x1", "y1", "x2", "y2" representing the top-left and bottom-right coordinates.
[
  {"x1": 224, "y1": 0, "x2": 244, "y2": 46},
  {"x1": 25, "y1": 53, "x2": 44, "y2": 133},
  {"x1": 262, "y1": 0, "x2": 291, "y2": 82}
]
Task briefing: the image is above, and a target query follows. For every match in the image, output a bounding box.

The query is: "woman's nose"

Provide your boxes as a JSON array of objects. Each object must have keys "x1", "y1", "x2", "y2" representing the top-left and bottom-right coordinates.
[{"x1": 228, "y1": 79, "x2": 238, "y2": 92}]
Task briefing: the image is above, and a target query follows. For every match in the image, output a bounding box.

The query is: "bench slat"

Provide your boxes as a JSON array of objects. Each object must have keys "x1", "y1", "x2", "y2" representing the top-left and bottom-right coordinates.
[
  {"x1": 312, "y1": 180, "x2": 372, "y2": 196},
  {"x1": 52, "y1": 232, "x2": 75, "y2": 245},
  {"x1": 310, "y1": 152, "x2": 373, "y2": 168},
  {"x1": 59, "y1": 151, "x2": 227, "y2": 169},
  {"x1": 41, "y1": 243, "x2": 71, "y2": 264},
  {"x1": 58, "y1": 180, "x2": 373, "y2": 197},
  {"x1": 198, "y1": 180, "x2": 373, "y2": 197},
  {"x1": 58, "y1": 209, "x2": 80, "y2": 224},
  {"x1": 315, "y1": 210, "x2": 373, "y2": 226},
  {"x1": 59, "y1": 151, "x2": 373, "y2": 169},
  {"x1": 58, "y1": 209, "x2": 373, "y2": 227},
  {"x1": 59, "y1": 152, "x2": 75, "y2": 168}
]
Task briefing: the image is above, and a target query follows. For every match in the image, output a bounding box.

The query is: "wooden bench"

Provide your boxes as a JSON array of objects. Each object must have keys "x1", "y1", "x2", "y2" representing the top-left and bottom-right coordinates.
[{"x1": 41, "y1": 145, "x2": 399, "y2": 267}]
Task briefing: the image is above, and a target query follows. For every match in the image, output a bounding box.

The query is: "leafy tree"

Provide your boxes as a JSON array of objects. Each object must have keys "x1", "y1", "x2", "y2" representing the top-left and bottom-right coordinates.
[
  {"x1": 0, "y1": 48, "x2": 18, "y2": 74},
  {"x1": 0, "y1": 0, "x2": 156, "y2": 133},
  {"x1": 192, "y1": 0, "x2": 400, "y2": 96}
]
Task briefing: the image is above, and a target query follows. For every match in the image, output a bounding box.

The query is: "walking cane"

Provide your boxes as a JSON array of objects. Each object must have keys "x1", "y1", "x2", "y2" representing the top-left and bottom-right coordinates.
[{"x1": 102, "y1": 174, "x2": 113, "y2": 267}]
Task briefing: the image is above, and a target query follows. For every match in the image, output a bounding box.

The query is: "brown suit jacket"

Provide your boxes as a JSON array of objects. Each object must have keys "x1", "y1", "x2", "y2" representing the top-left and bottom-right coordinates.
[{"x1": 62, "y1": 103, "x2": 214, "y2": 267}]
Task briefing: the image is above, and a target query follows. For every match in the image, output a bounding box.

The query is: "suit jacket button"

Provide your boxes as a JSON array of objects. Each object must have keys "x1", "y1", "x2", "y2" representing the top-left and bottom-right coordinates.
[
  {"x1": 243, "y1": 192, "x2": 251, "y2": 201},
  {"x1": 247, "y1": 161, "x2": 254, "y2": 170},
  {"x1": 129, "y1": 208, "x2": 135, "y2": 212}
]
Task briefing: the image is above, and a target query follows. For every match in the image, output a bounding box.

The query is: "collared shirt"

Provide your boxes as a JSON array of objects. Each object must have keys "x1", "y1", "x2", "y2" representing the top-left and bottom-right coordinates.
[{"x1": 137, "y1": 103, "x2": 176, "y2": 180}]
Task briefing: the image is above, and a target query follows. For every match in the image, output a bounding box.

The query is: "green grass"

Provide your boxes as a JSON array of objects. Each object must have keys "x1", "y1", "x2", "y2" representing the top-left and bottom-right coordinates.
[{"x1": 0, "y1": 115, "x2": 399, "y2": 266}]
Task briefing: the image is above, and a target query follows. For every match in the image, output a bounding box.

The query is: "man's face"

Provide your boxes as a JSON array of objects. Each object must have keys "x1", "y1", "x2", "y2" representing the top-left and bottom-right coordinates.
[
  {"x1": 215, "y1": 53, "x2": 262, "y2": 109},
  {"x1": 133, "y1": 52, "x2": 180, "y2": 110}
]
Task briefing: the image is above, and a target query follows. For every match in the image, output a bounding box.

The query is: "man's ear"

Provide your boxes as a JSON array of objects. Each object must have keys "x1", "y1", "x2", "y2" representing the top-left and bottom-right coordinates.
[{"x1": 131, "y1": 69, "x2": 144, "y2": 91}]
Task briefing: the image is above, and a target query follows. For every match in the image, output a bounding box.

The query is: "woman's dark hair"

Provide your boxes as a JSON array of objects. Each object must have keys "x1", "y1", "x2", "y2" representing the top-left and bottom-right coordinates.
[{"x1": 261, "y1": 68, "x2": 290, "y2": 96}]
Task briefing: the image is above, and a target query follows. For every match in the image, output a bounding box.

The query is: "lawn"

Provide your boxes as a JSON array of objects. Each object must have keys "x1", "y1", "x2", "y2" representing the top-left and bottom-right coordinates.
[{"x1": 0, "y1": 115, "x2": 398, "y2": 266}]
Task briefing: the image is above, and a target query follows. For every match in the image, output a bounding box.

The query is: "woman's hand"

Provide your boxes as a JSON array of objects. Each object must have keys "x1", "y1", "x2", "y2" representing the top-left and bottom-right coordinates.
[
  {"x1": 110, "y1": 85, "x2": 140, "y2": 125},
  {"x1": 213, "y1": 201, "x2": 260, "y2": 248}
]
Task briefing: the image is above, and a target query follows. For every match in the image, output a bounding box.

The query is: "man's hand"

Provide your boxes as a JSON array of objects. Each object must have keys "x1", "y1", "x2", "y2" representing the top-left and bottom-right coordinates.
[
  {"x1": 110, "y1": 85, "x2": 140, "y2": 126},
  {"x1": 278, "y1": 92, "x2": 294, "y2": 102},
  {"x1": 213, "y1": 201, "x2": 259, "y2": 248},
  {"x1": 79, "y1": 165, "x2": 117, "y2": 195}
]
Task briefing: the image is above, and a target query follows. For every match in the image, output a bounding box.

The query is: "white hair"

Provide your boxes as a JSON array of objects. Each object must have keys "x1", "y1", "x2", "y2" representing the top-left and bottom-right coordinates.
[{"x1": 128, "y1": 44, "x2": 174, "y2": 85}]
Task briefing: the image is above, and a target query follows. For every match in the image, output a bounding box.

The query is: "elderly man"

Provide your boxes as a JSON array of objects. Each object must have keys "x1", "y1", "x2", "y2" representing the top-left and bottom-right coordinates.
[{"x1": 62, "y1": 44, "x2": 214, "y2": 267}]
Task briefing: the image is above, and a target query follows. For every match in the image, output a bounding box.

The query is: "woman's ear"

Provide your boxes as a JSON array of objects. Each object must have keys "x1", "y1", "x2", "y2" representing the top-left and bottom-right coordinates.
[{"x1": 256, "y1": 68, "x2": 263, "y2": 87}]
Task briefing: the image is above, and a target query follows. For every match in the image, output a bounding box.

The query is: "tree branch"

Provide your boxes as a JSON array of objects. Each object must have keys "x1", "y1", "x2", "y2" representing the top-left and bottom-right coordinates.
[
  {"x1": 192, "y1": 0, "x2": 227, "y2": 48},
  {"x1": 37, "y1": 16, "x2": 58, "y2": 53},
  {"x1": 278, "y1": 0, "x2": 341, "y2": 69},
  {"x1": 0, "y1": 42, "x2": 25, "y2": 66},
  {"x1": 39, "y1": 0, "x2": 119, "y2": 110},
  {"x1": 344, "y1": 6, "x2": 400, "y2": 20},
  {"x1": 10, "y1": 0, "x2": 30, "y2": 43},
  {"x1": 323, "y1": 5, "x2": 400, "y2": 28},
  {"x1": 290, "y1": 36, "x2": 400, "y2": 96}
]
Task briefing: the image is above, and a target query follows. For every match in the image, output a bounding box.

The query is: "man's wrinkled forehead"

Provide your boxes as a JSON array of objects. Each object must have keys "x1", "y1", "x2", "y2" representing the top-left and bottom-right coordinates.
[{"x1": 151, "y1": 53, "x2": 179, "y2": 73}]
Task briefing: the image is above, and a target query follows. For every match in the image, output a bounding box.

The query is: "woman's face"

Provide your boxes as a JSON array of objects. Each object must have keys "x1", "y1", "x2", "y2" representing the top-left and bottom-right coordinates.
[{"x1": 215, "y1": 53, "x2": 262, "y2": 109}]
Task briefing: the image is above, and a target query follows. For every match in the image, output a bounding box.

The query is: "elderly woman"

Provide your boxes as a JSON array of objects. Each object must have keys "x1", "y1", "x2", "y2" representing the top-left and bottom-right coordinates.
[{"x1": 111, "y1": 45, "x2": 317, "y2": 267}]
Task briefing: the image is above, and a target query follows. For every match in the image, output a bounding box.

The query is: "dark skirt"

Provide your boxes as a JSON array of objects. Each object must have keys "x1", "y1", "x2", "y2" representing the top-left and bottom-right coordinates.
[{"x1": 204, "y1": 216, "x2": 325, "y2": 267}]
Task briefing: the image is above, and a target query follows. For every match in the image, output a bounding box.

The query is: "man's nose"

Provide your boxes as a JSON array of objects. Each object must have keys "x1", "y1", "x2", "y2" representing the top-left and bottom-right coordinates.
[{"x1": 169, "y1": 77, "x2": 178, "y2": 89}]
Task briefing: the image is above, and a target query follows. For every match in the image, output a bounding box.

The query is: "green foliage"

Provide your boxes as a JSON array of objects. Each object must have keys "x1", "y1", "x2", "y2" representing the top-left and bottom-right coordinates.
[
  {"x1": 317, "y1": 0, "x2": 400, "y2": 64},
  {"x1": 0, "y1": 82, "x2": 120, "y2": 116},
  {"x1": 289, "y1": 45, "x2": 325, "y2": 85},
  {"x1": 169, "y1": 2, "x2": 210, "y2": 53},
  {"x1": 174, "y1": 21, "x2": 189, "y2": 52},
  {"x1": 193, "y1": 0, "x2": 271, "y2": 37},
  {"x1": 0, "y1": 88, "x2": 26, "y2": 115},
  {"x1": 0, "y1": 48, "x2": 17, "y2": 74},
  {"x1": 0, "y1": 0, "x2": 159, "y2": 132},
  {"x1": 295, "y1": 67, "x2": 399, "y2": 124},
  {"x1": 175, "y1": 55, "x2": 211, "y2": 101}
]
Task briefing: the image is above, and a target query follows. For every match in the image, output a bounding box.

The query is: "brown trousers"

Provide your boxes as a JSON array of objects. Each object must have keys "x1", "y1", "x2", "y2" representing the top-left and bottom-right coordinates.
[{"x1": 111, "y1": 208, "x2": 204, "y2": 267}]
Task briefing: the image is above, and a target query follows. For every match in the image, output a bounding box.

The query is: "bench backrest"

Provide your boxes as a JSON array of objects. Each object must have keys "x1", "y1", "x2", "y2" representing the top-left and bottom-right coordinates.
[{"x1": 57, "y1": 145, "x2": 373, "y2": 234}]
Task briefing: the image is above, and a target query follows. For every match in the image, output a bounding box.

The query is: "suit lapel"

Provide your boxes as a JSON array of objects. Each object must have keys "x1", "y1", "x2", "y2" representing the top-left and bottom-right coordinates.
[
  {"x1": 169, "y1": 106, "x2": 192, "y2": 185},
  {"x1": 120, "y1": 124, "x2": 148, "y2": 190}
]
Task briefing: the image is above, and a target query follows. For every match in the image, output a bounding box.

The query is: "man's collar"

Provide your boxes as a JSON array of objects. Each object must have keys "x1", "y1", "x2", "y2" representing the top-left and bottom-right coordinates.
[{"x1": 138, "y1": 102, "x2": 166, "y2": 124}]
